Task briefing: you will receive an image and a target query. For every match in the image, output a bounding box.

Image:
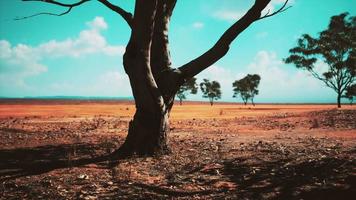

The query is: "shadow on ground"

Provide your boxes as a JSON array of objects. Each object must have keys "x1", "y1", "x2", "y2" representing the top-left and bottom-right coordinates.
[
  {"x1": 0, "y1": 143, "x2": 109, "y2": 181},
  {"x1": 0, "y1": 142, "x2": 355, "y2": 199},
  {"x1": 222, "y1": 156, "x2": 356, "y2": 199}
]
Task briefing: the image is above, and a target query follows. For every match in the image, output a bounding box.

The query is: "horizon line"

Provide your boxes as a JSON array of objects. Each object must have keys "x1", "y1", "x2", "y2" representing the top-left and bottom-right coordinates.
[{"x1": 0, "y1": 96, "x2": 348, "y2": 105}]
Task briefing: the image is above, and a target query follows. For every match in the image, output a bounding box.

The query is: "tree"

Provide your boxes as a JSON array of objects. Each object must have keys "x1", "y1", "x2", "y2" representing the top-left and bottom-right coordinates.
[
  {"x1": 343, "y1": 84, "x2": 356, "y2": 105},
  {"x1": 176, "y1": 77, "x2": 198, "y2": 105},
  {"x1": 285, "y1": 13, "x2": 356, "y2": 108},
  {"x1": 200, "y1": 79, "x2": 221, "y2": 106},
  {"x1": 233, "y1": 74, "x2": 261, "y2": 106},
  {"x1": 21, "y1": 0, "x2": 290, "y2": 156}
]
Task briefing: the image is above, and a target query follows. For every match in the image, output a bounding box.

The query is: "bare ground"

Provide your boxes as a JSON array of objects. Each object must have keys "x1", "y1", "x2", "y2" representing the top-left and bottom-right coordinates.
[{"x1": 0, "y1": 103, "x2": 355, "y2": 199}]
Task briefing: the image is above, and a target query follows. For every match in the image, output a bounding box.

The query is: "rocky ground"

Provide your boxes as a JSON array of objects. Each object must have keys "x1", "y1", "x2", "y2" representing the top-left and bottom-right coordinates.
[{"x1": 0, "y1": 108, "x2": 355, "y2": 199}]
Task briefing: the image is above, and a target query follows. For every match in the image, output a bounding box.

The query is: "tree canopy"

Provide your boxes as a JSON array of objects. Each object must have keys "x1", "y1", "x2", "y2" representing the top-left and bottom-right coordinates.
[
  {"x1": 285, "y1": 12, "x2": 356, "y2": 108},
  {"x1": 343, "y1": 84, "x2": 356, "y2": 105},
  {"x1": 176, "y1": 77, "x2": 198, "y2": 105},
  {"x1": 200, "y1": 79, "x2": 221, "y2": 106},
  {"x1": 233, "y1": 74, "x2": 261, "y2": 106}
]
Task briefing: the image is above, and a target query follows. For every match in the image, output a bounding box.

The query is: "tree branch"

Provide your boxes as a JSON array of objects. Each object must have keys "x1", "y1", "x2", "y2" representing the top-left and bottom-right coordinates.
[
  {"x1": 97, "y1": 0, "x2": 133, "y2": 28},
  {"x1": 341, "y1": 75, "x2": 355, "y2": 94},
  {"x1": 15, "y1": 0, "x2": 90, "y2": 20},
  {"x1": 309, "y1": 69, "x2": 338, "y2": 91},
  {"x1": 14, "y1": 8, "x2": 73, "y2": 20},
  {"x1": 16, "y1": 0, "x2": 133, "y2": 27},
  {"x1": 178, "y1": 0, "x2": 289, "y2": 81},
  {"x1": 257, "y1": 0, "x2": 291, "y2": 21},
  {"x1": 22, "y1": 0, "x2": 89, "y2": 7}
]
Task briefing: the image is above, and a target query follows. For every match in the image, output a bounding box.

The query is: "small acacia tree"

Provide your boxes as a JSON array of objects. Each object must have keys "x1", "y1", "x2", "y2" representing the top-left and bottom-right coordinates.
[
  {"x1": 176, "y1": 77, "x2": 198, "y2": 105},
  {"x1": 343, "y1": 84, "x2": 356, "y2": 105},
  {"x1": 200, "y1": 79, "x2": 221, "y2": 106},
  {"x1": 233, "y1": 74, "x2": 261, "y2": 106},
  {"x1": 21, "y1": 0, "x2": 290, "y2": 156},
  {"x1": 285, "y1": 13, "x2": 355, "y2": 108}
]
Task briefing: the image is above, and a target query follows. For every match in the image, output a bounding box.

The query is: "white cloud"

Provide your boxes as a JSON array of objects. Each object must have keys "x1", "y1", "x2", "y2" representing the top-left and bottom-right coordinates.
[
  {"x1": 314, "y1": 60, "x2": 329, "y2": 75},
  {"x1": 256, "y1": 31, "x2": 269, "y2": 39},
  {"x1": 192, "y1": 22, "x2": 204, "y2": 29},
  {"x1": 213, "y1": 10, "x2": 244, "y2": 22},
  {"x1": 87, "y1": 16, "x2": 108, "y2": 30},
  {"x1": 0, "y1": 16, "x2": 125, "y2": 94},
  {"x1": 245, "y1": 50, "x2": 333, "y2": 102},
  {"x1": 93, "y1": 71, "x2": 132, "y2": 96},
  {"x1": 0, "y1": 40, "x2": 47, "y2": 92},
  {"x1": 46, "y1": 71, "x2": 132, "y2": 97},
  {"x1": 38, "y1": 17, "x2": 124, "y2": 58},
  {"x1": 0, "y1": 41, "x2": 46, "y2": 76}
]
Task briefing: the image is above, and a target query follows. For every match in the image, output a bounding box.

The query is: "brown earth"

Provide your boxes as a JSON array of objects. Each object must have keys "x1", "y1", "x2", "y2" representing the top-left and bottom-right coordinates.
[{"x1": 0, "y1": 101, "x2": 355, "y2": 199}]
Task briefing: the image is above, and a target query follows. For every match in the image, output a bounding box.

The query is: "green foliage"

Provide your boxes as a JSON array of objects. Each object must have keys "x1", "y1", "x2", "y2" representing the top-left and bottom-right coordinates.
[
  {"x1": 343, "y1": 84, "x2": 356, "y2": 105},
  {"x1": 232, "y1": 74, "x2": 261, "y2": 106},
  {"x1": 285, "y1": 12, "x2": 356, "y2": 107},
  {"x1": 176, "y1": 77, "x2": 198, "y2": 105},
  {"x1": 199, "y1": 79, "x2": 221, "y2": 106}
]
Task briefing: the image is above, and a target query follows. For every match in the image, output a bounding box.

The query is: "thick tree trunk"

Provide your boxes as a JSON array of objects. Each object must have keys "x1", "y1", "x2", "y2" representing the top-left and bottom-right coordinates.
[
  {"x1": 179, "y1": 99, "x2": 182, "y2": 105},
  {"x1": 108, "y1": 0, "x2": 277, "y2": 157},
  {"x1": 337, "y1": 93, "x2": 341, "y2": 108},
  {"x1": 114, "y1": 0, "x2": 178, "y2": 157},
  {"x1": 24, "y1": 0, "x2": 283, "y2": 157},
  {"x1": 119, "y1": 109, "x2": 170, "y2": 155}
]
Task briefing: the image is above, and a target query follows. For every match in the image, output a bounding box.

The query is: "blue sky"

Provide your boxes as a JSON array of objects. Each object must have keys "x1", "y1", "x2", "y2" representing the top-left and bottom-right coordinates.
[{"x1": 0, "y1": 0, "x2": 355, "y2": 103}]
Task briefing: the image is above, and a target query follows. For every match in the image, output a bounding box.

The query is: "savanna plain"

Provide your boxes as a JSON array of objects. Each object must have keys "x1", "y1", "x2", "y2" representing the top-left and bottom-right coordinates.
[{"x1": 0, "y1": 100, "x2": 355, "y2": 199}]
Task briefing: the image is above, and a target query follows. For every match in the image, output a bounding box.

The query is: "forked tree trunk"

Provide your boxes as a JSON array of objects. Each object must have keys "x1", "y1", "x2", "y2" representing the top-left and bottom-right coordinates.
[
  {"x1": 109, "y1": 0, "x2": 277, "y2": 156},
  {"x1": 114, "y1": 0, "x2": 178, "y2": 156},
  {"x1": 21, "y1": 0, "x2": 286, "y2": 157}
]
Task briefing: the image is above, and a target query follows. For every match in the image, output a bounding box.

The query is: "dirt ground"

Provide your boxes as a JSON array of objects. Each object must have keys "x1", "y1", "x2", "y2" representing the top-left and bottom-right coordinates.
[{"x1": 0, "y1": 100, "x2": 355, "y2": 199}]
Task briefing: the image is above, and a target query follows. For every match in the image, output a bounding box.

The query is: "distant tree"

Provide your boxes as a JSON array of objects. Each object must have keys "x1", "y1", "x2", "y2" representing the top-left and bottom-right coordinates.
[
  {"x1": 200, "y1": 79, "x2": 221, "y2": 106},
  {"x1": 176, "y1": 77, "x2": 198, "y2": 105},
  {"x1": 343, "y1": 84, "x2": 356, "y2": 105},
  {"x1": 285, "y1": 13, "x2": 355, "y2": 108},
  {"x1": 233, "y1": 74, "x2": 261, "y2": 106}
]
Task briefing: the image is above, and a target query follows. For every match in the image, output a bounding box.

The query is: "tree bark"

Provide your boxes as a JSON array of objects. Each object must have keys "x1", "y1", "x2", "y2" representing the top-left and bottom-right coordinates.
[
  {"x1": 119, "y1": 109, "x2": 170, "y2": 155},
  {"x1": 114, "y1": 0, "x2": 177, "y2": 156},
  {"x1": 337, "y1": 92, "x2": 341, "y2": 108},
  {"x1": 111, "y1": 0, "x2": 278, "y2": 156}
]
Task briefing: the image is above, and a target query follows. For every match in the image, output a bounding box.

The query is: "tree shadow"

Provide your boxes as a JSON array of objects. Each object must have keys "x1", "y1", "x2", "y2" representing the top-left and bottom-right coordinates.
[
  {"x1": 222, "y1": 156, "x2": 356, "y2": 199},
  {"x1": 98, "y1": 181, "x2": 226, "y2": 199},
  {"x1": 0, "y1": 143, "x2": 110, "y2": 181}
]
